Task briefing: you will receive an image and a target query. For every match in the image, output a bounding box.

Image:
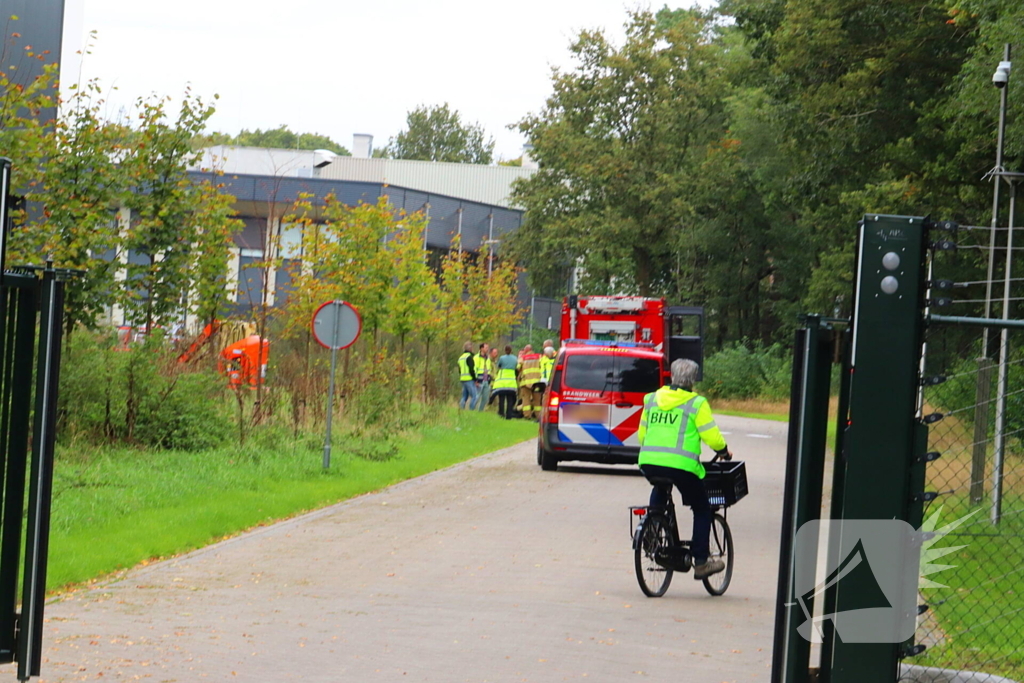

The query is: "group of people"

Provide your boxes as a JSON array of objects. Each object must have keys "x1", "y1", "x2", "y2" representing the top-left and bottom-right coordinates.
[{"x1": 456, "y1": 340, "x2": 558, "y2": 420}]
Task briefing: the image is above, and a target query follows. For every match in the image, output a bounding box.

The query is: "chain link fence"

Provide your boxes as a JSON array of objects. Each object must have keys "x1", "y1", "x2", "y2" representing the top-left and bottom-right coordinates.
[{"x1": 914, "y1": 311, "x2": 1024, "y2": 680}]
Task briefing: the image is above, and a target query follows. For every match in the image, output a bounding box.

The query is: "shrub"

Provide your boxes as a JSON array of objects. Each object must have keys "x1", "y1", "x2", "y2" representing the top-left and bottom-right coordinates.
[
  {"x1": 58, "y1": 330, "x2": 231, "y2": 451},
  {"x1": 699, "y1": 342, "x2": 793, "y2": 400}
]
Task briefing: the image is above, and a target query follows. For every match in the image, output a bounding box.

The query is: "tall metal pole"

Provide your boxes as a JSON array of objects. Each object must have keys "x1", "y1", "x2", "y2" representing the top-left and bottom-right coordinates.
[
  {"x1": 993, "y1": 181, "x2": 1016, "y2": 523},
  {"x1": 983, "y1": 44, "x2": 1012, "y2": 355},
  {"x1": 456, "y1": 207, "x2": 463, "y2": 253},
  {"x1": 487, "y1": 213, "x2": 494, "y2": 278},
  {"x1": 322, "y1": 310, "x2": 341, "y2": 470}
]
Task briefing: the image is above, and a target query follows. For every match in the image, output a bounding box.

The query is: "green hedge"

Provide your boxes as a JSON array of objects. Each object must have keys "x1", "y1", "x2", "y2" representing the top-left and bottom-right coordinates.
[{"x1": 698, "y1": 342, "x2": 793, "y2": 401}]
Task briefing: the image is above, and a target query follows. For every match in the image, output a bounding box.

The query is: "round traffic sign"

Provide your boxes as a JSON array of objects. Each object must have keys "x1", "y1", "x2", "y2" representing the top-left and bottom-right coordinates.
[{"x1": 311, "y1": 300, "x2": 361, "y2": 350}]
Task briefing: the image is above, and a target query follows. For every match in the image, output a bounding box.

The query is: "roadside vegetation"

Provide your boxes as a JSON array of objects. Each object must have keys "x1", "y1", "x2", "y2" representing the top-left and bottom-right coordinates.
[{"x1": 50, "y1": 408, "x2": 534, "y2": 592}]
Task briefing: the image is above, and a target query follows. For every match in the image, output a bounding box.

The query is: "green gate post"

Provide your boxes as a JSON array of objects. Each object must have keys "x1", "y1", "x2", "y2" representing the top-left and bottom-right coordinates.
[
  {"x1": 772, "y1": 316, "x2": 836, "y2": 683},
  {"x1": 827, "y1": 215, "x2": 930, "y2": 682}
]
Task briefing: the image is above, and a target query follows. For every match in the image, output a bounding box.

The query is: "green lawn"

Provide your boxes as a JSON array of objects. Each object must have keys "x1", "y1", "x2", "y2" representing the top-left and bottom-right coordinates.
[
  {"x1": 915, "y1": 495, "x2": 1024, "y2": 679},
  {"x1": 49, "y1": 409, "x2": 536, "y2": 592}
]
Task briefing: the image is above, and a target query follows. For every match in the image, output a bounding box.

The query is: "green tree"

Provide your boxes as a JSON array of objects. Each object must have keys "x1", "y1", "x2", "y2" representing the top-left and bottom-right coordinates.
[
  {"x1": 119, "y1": 90, "x2": 238, "y2": 332},
  {"x1": 29, "y1": 77, "x2": 130, "y2": 336},
  {"x1": 508, "y1": 9, "x2": 730, "y2": 297},
  {"x1": 217, "y1": 124, "x2": 351, "y2": 155},
  {"x1": 384, "y1": 103, "x2": 495, "y2": 164},
  {"x1": 721, "y1": 0, "x2": 973, "y2": 315},
  {"x1": 384, "y1": 211, "x2": 437, "y2": 357}
]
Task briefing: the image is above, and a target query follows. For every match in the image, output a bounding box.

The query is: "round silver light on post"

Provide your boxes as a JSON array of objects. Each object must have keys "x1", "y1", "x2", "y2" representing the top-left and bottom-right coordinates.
[
  {"x1": 881, "y1": 276, "x2": 899, "y2": 295},
  {"x1": 882, "y1": 252, "x2": 901, "y2": 271}
]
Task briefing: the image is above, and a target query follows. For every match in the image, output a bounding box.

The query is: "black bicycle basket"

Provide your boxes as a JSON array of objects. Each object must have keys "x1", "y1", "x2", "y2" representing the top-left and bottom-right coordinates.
[{"x1": 699, "y1": 461, "x2": 748, "y2": 507}]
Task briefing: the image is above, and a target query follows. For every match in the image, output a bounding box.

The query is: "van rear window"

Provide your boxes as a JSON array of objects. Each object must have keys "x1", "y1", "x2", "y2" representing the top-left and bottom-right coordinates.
[
  {"x1": 563, "y1": 355, "x2": 616, "y2": 391},
  {"x1": 562, "y1": 354, "x2": 661, "y2": 394},
  {"x1": 619, "y1": 357, "x2": 661, "y2": 394}
]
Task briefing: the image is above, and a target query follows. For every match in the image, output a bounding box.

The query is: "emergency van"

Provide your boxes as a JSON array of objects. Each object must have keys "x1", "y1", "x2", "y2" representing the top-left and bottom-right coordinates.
[{"x1": 537, "y1": 296, "x2": 703, "y2": 471}]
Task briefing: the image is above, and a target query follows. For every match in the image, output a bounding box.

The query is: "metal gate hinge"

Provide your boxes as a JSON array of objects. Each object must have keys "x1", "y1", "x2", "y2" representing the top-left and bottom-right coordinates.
[
  {"x1": 920, "y1": 375, "x2": 946, "y2": 386},
  {"x1": 922, "y1": 413, "x2": 944, "y2": 424},
  {"x1": 929, "y1": 239, "x2": 957, "y2": 251},
  {"x1": 918, "y1": 604, "x2": 930, "y2": 615},
  {"x1": 927, "y1": 279, "x2": 956, "y2": 291},
  {"x1": 912, "y1": 491, "x2": 939, "y2": 503},
  {"x1": 902, "y1": 644, "x2": 927, "y2": 658},
  {"x1": 926, "y1": 297, "x2": 953, "y2": 307},
  {"x1": 916, "y1": 451, "x2": 942, "y2": 464}
]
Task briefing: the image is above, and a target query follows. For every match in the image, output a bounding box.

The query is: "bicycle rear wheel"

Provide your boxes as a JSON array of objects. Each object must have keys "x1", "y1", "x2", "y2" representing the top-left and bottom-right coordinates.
[
  {"x1": 634, "y1": 515, "x2": 674, "y2": 597},
  {"x1": 702, "y1": 512, "x2": 734, "y2": 596}
]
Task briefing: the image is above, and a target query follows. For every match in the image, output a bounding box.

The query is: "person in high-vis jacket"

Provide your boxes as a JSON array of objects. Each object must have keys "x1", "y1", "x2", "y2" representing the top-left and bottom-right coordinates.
[
  {"x1": 492, "y1": 345, "x2": 519, "y2": 419},
  {"x1": 517, "y1": 349, "x2": 544, "y2": 420},
  {"x1": 539, "y1": 346, "x2": 556, "y2": 390},
  {"x1": 637, "y1": 358, "x2": 731, "y2": 580},
  {"x1": 475, "y1": 343, "x2": 493, "y2": 411},
  {"x1": 457, "y1": 341, "x2": 478, "y2": 410}
]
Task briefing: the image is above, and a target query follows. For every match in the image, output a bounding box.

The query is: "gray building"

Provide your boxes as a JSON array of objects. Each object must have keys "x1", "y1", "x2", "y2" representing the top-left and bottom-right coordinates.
[{"x1": 163, "y1": 142, "x2": 540, "y2": 327}]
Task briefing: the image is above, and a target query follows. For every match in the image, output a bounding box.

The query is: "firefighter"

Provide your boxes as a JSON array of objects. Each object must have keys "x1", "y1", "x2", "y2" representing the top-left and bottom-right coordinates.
[
  {"x1": 475, "y1": 342, "x2": 493, "y2": 411},
  {"x1": 457, "y1": 341, "x2": 478, "y2": 410},
  {"x1": 517, "y1": 346, "x2": 543, "y2": 420},
  {"x1": 492, "y1": 345, "x2": 519, "y2": 419},
  {"x1": 637, "y1": 358, "x2": 731, "y2": 580}
]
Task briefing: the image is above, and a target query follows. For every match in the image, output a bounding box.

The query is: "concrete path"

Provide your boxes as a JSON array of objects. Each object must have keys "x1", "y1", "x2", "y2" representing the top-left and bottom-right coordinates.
[{"x1": 24, "y1": 414, "x2": 787, "y2": 683}]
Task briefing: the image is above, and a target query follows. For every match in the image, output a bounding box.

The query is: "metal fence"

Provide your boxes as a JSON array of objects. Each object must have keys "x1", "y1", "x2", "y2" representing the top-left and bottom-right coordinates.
[{"x1": 909, "y1": 260, "x2": 1024, "y2": 680}]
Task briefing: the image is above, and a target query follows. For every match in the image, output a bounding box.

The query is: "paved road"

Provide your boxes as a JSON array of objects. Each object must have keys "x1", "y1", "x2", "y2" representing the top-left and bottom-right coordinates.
[{"x1": 25, "y1": 415, "x2": 787, "y2": 683}]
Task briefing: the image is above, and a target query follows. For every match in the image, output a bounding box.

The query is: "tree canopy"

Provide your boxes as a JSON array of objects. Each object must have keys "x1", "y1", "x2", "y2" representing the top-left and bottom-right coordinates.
[
  {"x1": 209, "y1": 124, "x2": 351, "y2": 155},
  {"x1": 509, "y1": 2, "x2": 1020, "y2": 347},
  {"x1": 383, "y1": 103, "x2": 495, "y2": 164}
]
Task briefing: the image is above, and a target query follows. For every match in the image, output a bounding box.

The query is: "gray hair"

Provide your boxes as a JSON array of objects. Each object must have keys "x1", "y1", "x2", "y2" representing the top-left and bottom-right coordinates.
[{"x1": 671, "y1": 358, "x2": 699, "y2": 389}]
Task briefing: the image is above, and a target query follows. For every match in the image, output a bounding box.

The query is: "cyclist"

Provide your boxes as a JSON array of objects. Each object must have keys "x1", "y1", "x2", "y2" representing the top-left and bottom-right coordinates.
[{"x1": 637, "y1": 358, "x2": 732, "y2": 580}]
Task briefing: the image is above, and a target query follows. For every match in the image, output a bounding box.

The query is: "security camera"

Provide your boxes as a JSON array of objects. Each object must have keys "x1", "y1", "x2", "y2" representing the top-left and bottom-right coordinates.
[{"x1": 993, "y1": 61, "x2": 1012, "y2": 88}]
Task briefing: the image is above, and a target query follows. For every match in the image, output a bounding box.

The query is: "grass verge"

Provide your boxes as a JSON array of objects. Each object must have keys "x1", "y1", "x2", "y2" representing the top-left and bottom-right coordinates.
[{"x1": 49, "y1": 409, "x2": 536, "y2": 592}]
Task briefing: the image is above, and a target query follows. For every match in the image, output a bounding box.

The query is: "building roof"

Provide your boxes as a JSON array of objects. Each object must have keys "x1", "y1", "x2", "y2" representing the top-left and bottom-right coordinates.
[{"x1": 194, "y1": 146, "x2": 536, "y2": 209}]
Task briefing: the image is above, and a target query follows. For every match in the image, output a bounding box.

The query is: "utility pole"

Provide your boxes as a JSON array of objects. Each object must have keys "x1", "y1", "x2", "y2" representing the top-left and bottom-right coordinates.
[{"x1": 972, "y1": 46, "x2": 1012, "y2": 513}]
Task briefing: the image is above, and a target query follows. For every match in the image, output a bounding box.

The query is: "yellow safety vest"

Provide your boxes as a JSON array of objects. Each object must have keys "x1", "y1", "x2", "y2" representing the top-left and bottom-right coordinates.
[
  {"x1": 457, "y1": 352, "x2": 473, "y2": 381},
  {"x1": 539, "y1": 355, "x2": 554, "y2": 382},
  {"x1": 476, "y1": 353, "x2": 492, "y2": 381},
  {"x1": 493, "y1": 365, "x2": 517, "y2": 390},
  {"x1": 637, "y1": 387, "x2": 726, "y2": 479}
]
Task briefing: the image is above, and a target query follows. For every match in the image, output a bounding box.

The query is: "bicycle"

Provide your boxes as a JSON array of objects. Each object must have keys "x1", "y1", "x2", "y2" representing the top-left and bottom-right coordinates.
[{"x1": 630, "y1": 457, "x2": 748, "y2": 598}]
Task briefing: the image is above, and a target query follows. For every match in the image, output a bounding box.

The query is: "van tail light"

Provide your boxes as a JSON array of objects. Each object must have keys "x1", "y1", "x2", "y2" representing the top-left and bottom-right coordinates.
[{"x1": 548, "y1": 392, "x2": 560, "y2": 423}]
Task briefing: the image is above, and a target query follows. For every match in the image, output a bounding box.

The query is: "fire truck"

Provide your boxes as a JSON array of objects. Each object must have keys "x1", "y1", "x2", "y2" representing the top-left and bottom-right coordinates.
[{"x1": 537, "y1": 296, "x2": 704, "y2": 470}]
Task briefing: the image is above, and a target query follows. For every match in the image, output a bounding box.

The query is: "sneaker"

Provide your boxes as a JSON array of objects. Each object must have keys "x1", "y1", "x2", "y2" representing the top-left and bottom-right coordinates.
[{"x1": 693, "y1": 558, "x2": 725, "y2": 580}]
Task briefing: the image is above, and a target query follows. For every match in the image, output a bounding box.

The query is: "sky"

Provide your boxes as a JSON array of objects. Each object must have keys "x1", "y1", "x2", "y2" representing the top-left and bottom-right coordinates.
[{"x1": 65, "y1": 0, "x2": 696, "y2": 162}]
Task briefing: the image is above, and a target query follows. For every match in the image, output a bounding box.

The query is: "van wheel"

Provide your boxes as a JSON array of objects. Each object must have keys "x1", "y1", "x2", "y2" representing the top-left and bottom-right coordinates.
[{"x1": 540, "y1": 448, "x2": 558, "y2": 471}]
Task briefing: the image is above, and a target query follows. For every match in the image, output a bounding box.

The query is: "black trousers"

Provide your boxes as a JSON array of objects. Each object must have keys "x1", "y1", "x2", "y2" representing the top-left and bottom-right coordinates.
[
  {"x1": 639, "y1": 464, "x2": 712, "y2": 564},
  {"x1": 494, "y1": 389, "x2": 517, "y2": 419}
]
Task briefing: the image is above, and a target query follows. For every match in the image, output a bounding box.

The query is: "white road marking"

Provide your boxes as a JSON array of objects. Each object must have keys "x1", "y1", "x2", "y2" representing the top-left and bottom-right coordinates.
[
  {"x1": 746, "y1": 433, "x2": 772, "y2": 439},
  {"x1": 719, "y1": 431, "x2": 732, "y2": 436}
]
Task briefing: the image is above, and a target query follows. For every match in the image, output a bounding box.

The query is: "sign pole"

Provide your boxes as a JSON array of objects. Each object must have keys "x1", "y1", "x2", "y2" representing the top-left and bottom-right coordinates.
[
  {"x1": 312, "y1": 300, "x2": 360, "y2": 470},
  {"x1": 323, "y1": 351, "x2": 338, "y2": 468},
  {"x1": 323, "y1": 304, "x2": 342, "y2": 469}
]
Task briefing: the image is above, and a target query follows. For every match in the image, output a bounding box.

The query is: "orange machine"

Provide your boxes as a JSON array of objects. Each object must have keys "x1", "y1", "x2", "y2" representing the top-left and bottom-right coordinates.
[{"x1": 218, "y1": 335, "x2": 270, "y2": 388}]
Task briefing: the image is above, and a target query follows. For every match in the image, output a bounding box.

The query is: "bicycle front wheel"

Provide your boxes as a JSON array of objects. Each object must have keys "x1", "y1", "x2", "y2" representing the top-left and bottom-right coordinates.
[
  {"x1": 635, "y1": 515, "x2": 674, "y2": 598},
  {"x1": 703, "y1": 512, "x2": 734, "y2": 596}
]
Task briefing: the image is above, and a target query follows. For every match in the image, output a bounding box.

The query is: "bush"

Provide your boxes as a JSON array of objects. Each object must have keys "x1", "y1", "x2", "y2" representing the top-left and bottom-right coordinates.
[
  {"x1": 699, "y1": 342, "x2": 793, "y2": 400},
  {"x1": 58, "y1": 330, "x2": 232, "y2": 451}
]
